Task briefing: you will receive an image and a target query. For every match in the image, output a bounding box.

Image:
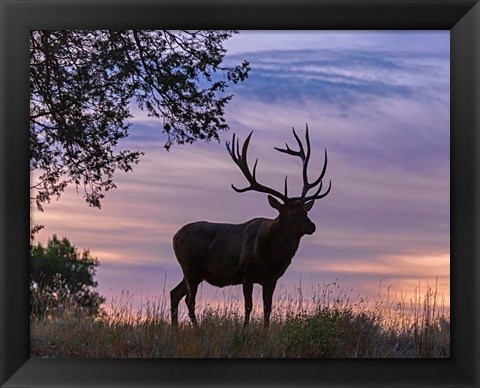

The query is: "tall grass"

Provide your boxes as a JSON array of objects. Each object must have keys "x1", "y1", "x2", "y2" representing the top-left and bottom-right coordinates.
[{"x1": 30, "y1": 280, "x2": 450, "y2": 358}]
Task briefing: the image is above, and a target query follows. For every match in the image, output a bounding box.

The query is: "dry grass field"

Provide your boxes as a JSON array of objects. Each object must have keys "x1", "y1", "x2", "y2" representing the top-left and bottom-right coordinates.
[{"x1": 30, "y1": 280, "x2": 449, "y2": 358}]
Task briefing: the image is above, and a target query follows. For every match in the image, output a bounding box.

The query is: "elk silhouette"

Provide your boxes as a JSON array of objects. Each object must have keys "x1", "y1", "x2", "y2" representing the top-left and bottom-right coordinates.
[{"x1": 170, "y1": 125, "x2": 331, "y2": 327}]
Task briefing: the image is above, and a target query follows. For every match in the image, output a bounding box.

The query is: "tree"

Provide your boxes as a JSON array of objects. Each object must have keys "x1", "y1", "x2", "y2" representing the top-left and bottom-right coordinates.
[
  {"x1": 30, "y1": 235, "x2": 105, "y2": 316},
  {"x1": 30, "y1": 30, "x2": 250, "y2": 214}
]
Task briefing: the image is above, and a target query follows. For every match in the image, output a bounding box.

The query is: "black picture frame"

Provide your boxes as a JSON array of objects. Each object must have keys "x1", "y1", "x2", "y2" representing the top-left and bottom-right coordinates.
[{"x1": 1, "y1": 0, "x2": 479, "y2": 387}]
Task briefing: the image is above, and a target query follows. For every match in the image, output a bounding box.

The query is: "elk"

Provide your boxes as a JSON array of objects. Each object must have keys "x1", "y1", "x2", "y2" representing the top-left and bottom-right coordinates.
[{"x1": 170, "y1": 124, "x2": 331, "y2": 327}]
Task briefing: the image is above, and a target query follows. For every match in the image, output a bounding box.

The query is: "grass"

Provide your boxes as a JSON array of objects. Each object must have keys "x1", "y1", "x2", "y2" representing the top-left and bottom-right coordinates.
[{"x1": 30, "y1": 280, "x2": 450, "y2": 358}]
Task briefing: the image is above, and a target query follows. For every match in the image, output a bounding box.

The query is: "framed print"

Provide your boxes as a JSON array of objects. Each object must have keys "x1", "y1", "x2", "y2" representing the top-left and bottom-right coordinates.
[{"x1": 1, "y1": 0, "x2": 479, "y2": 387}]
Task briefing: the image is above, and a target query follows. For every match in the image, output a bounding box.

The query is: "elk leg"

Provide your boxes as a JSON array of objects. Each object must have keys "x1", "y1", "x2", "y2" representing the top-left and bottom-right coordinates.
[
  {"x1": 185, "y1": 281, "x2": 199, "y2": 327},
  {"x1": 170, "y1": 279, "x2": 187, "y2": 326},
  {"x1": 243, "y1": 280, "x2": 253, "y2": 327},
  {"x1": 262, "y1": 281, "x2": 277, "y2": 328}
]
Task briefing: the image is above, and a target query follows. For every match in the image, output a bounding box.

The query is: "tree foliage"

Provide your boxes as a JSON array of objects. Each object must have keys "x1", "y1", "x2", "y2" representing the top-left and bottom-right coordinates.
[
  {"x1": 30, "y1": 235, "x2": 105, "y2": 316},
  {"x1": 30, "y1": 30, "x2": 250, "y2": 212}
]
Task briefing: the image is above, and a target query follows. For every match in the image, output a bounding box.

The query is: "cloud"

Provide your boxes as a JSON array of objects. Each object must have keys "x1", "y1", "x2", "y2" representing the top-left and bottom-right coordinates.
[
  {"x1": 224, "y1": 47, "x2": 448, "y2": 112},
  {"x1": 224, "y1": 31, "x2": 449, "y2": 56}
]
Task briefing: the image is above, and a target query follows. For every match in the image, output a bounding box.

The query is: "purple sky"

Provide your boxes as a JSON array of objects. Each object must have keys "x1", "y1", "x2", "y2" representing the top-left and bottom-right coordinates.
[{"x1": 32, "y1": 31, "x2": 450, "y2": 316}]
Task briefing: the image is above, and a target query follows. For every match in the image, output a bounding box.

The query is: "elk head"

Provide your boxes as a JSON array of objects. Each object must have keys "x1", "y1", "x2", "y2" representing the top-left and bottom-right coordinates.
[{"x1": 226, "y1": 124, "x2": 331, "y2": 237}]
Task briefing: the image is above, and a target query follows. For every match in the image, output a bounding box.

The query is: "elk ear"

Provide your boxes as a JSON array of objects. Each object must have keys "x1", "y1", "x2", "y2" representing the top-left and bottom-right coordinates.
[
  {"x1": 268, "y1": 195, "x2": 283, "y2": 212},
  {"x1": 304, "y1": 200, "x2": 315, "y2": 211}
]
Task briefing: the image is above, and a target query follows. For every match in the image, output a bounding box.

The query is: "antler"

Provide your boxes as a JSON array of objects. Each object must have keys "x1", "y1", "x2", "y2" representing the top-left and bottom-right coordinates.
[
  {"x1": 226, "y1": 131, "x2": 288, "y2": 202},
  {"x1": 274, "y1": 124, "x2": 331, "y2": 202}
]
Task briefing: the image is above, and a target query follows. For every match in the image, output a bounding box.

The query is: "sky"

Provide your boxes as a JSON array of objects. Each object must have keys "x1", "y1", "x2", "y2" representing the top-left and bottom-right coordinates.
[{"x1": 32, "y1": 31, "x2": 450, "y2": 317}]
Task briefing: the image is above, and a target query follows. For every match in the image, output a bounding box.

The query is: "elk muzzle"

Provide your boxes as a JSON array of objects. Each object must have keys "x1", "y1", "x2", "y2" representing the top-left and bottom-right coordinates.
[{"x1": 303, "y1": 219, "x2": 316, "y2": 235}]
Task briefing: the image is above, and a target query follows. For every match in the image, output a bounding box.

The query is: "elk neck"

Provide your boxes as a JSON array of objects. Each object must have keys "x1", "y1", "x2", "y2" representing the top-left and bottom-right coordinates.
[{"x1": 266, "y1": 217, "x2": 302, "y2": 260}]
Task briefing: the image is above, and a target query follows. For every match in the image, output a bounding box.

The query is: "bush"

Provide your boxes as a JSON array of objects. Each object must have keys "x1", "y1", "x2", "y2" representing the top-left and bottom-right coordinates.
[{"x1": 30, "y1": 235, "x2": 104, "y2": 319}]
